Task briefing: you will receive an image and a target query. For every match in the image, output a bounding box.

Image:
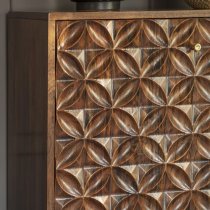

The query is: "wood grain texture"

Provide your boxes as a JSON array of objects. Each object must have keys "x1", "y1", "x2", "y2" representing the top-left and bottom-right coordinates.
[
  {"x1": 8, "y1": 10, "x2": 210, "y2": 20},
  {"x1": 49, "y1": 10, "x2": 210, "y2": 20},
  {"x1": 48, "y1": 19, "x2": 56, "y2": 210},
  {"x1": 7, "y1": 11, "x2": 210, "y2": 210},
  {"x1": 55, "y1": 18, "x2": 210, "y2": 210},
  {"x1": 7, "y1": 17, "x2": 48, "y2": 210}
]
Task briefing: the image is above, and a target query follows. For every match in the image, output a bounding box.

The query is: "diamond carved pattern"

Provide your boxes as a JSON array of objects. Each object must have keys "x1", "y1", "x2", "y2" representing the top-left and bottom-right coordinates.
[{"x1": 55, "y1": 18, "x2": 210, "y2": 210}]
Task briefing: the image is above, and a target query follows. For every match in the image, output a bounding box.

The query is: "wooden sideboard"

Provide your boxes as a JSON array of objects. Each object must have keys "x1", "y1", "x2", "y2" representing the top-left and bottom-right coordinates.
[{"x1": 8, "y1": 11, "x2": 210, "y2": 210}]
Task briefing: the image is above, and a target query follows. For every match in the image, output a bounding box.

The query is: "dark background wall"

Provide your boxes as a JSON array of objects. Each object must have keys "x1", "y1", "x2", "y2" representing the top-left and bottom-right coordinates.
[{"x1": 0, "y1": 0, "x2": 189, "y2": 209}]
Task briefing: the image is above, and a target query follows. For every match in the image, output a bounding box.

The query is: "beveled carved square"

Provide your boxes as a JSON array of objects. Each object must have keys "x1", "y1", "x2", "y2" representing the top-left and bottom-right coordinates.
[{"x1": 55, "y1": 18, "x2": 210, "y2": 210}]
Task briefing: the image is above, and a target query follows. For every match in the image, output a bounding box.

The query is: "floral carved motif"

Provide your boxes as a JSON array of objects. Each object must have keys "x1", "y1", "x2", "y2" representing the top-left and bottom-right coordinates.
[{"x1": 55, "y1": 18, "x2": 210, "y2": 210}]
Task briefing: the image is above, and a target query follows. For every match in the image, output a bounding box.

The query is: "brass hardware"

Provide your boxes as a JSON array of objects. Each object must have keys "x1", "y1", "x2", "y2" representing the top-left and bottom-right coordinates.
[{"x1": 194, "y1": 43, "x2": 202, "y2": 51}]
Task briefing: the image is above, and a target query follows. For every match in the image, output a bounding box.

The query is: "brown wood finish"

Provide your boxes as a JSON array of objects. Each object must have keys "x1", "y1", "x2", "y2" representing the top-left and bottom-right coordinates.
[
  {"x1": 48, "y1": 19, "x2": 56, "y2": 210},
  {"x1": 9, "y1": 10, "x2": 210, "y2": 20},
  {"x1": 55, "y1": 17, "x2": 210, "y2": 210},
  {"x1": 49, "y1": 9, "x2": 210, "y2": 20},
  {"x1": 8, "y1": 10, "x2": 210, "y2": 210},
  {"x1": 7, "y1": 16, "x2": 48, "y2": 210}
]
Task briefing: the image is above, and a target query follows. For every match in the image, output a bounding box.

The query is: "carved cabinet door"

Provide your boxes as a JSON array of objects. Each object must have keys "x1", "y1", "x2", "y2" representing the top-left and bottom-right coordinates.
[{"x1": 55, "y1": 18, "x2": 210, "y2": 210}]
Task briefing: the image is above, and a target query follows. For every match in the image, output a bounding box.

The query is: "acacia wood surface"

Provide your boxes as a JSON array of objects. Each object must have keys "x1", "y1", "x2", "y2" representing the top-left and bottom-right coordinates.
[
  {"x1": 8, "y1": 10, "x2": 210, "y2": 210},
  {"x1": 8, "y1": 10, "x2": 210, "y2": 20},
  {"x1": 55, "y1": 16, "x2": 210, "y2": 210}
]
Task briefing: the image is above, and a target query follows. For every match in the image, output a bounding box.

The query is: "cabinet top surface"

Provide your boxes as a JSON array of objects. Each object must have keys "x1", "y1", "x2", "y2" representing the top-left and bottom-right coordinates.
[{"x1": 8, "y1": 10, "x2": 210, "y2": 20}]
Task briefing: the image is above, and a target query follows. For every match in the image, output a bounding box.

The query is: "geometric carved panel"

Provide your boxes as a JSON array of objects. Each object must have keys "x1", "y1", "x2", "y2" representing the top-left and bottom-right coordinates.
[{"x1": 55, "y1": 18, "x2": 210, "y2": 209}]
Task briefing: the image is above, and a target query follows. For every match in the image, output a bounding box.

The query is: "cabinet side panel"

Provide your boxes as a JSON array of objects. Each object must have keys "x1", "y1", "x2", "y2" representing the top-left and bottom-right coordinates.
[{"x1": 7, "y1": 18, "x2": 48, "y2": 210}]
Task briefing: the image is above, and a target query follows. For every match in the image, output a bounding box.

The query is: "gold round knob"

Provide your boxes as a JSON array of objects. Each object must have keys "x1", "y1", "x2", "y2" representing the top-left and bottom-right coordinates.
[{"x1": 194, "y1": 43, "x2": 202, "y2": 51}]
